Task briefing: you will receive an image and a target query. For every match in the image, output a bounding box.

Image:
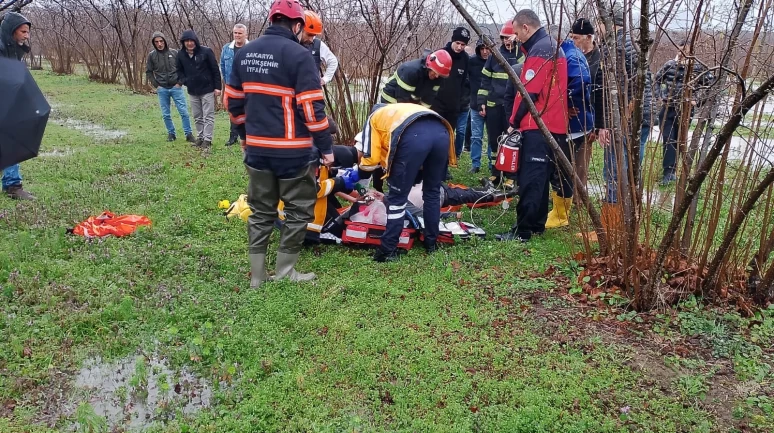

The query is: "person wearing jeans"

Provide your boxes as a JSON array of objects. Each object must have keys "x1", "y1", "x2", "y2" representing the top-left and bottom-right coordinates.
[
  {"x1": 157, "y1": 86, "x2": 193, "y2": 141},
  {"x1": 468, "y1": 108, "x2": 487, "y2": 171},
  {"x1": 653, "y1": 39, "x2": 714, "y2": 185},
  {"x1": 146, "y1": 31, "x2": 194, "y2": 142},
  {"x1": 454, "y1": 111, "x2": 468, "y2": 157},
  {"x1": 467, "y1": 38, "x2": 489, "y2": 172},
  {"x1": 0, "y1": 11, "x2": 36, "y2": 200},
  {"x1": 176, "y1": 29, "x2": 222, "y2": 149}
]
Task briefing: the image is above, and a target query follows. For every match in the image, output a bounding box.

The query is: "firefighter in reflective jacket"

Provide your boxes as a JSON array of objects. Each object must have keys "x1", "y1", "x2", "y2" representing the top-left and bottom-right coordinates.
[
  {"x1": 478, "y1": 20, "x2": 525, "y2": 187},
  {"x1": 379, "y1": 50, "x2": 452, "y2": 106},
  {"x1": 357, "y1": 103, "x2": 457, "y2": 262},
  {"x1": 227, "y1": 0, "x2": 334, "y2": 288},
  {"x1": 496, "y1": 10, "x2": 568, "y2": 242}
]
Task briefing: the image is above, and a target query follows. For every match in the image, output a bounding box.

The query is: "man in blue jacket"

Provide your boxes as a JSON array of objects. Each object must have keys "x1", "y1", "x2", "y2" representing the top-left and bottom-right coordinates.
[
  {"x1": 545, "y1": 24, "x2": 594, "y2": 229},
  {"x1": 220, "y1": 24, "x2": 249, "y2": 146},
  {"x1": 227, "y1": 0, "x2": 334, "y2": 287}
]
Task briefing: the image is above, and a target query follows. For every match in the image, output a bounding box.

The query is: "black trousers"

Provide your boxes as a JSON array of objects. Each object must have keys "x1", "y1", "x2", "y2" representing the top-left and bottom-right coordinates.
[
  {"x1": 549, "y1": 134, "x2": 577, "y2": 199},
  {"x1": 515, "y1": 131, "x2": 564, "y2": 240},
  {"x1": 485, "y1": 105, "x2": 509, "y2": 180}
]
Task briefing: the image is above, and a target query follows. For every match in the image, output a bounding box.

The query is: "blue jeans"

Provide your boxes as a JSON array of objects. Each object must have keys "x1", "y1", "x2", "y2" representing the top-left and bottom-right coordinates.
[
  {"x1": 157, "y1": 86, "x2": 192, "y2": 136},
  {"x1": 1, "y1": 163, "x2": 22, "y2": 190},
  {"x1": 603, "y1": 124, "x2": 651, "y2": 204},
  {"x1": 469, "y1": 108, "x2": 486, "y2": 169},
  {"x1": 454, "y1": 110, "x2": 468, "y2": 157}
]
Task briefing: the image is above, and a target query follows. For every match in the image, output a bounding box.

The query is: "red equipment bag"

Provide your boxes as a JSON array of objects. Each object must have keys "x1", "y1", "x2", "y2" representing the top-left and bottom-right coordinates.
[
  {"x1": 494, "y1": 131, "x2": 522, "y2": 174},
  {"x1": 342, "y1": 221, "x2": 416, "y2": 250}
]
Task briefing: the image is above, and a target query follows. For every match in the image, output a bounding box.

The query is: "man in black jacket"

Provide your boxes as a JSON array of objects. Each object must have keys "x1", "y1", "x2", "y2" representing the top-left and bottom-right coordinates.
[
  {"x1": 466, "y1": 38, "x2": 489, "y2": 173},
  {"x1": 146, "y1": 32, "x2": 195, "y2": 143},
  {"x1": 176, "y1": 29, "x2": 222, "y2": 150},
  {"x1": 0, "y1": 11, "x2": 35, "y2": 200},
  {"x1": 654, "y1": 39, "x2": 714, "y2": 185},
  {"x1": 431, "y1": 26, "x2": 471, "y2": 159}
]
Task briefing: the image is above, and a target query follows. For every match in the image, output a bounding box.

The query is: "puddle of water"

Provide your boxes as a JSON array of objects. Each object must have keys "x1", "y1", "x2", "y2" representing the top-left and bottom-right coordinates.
[
  {"x1": 38, "y1": 149, "x2": 73, "y2": 157},
  {"x1": 650, "y1": 125, "x2": 774, "y2": 168},
  {"x1": 71, "y1": 353, "x2": 212, "y2": 430},
  {"x1": 52, "y1": 118, "x2": 127, "y2": 141}
]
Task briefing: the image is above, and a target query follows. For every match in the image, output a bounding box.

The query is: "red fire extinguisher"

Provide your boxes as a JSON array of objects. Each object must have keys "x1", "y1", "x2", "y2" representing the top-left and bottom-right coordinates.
[{"x1": 494, "y1": 131, "x2": 522, "y2": 174}]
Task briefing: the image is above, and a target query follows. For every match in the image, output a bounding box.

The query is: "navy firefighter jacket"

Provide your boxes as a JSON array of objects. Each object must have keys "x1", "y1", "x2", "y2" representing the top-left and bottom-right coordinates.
[{"x1": 226, "y1": 25, "x2": 333, "y2": 159}]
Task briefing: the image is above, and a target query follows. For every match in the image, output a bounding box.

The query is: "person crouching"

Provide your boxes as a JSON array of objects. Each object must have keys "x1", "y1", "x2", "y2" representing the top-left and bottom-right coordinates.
[{"x1": 356, "y1": 103, "x2": 457, "y2": 262}]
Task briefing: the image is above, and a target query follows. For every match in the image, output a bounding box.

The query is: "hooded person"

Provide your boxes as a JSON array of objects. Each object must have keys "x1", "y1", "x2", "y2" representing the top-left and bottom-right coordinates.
[
  {"x1": 467, "y1": 38, "x2": 490, "y2": 173},
  {"x1": 0, "y1": 11, "x2": 35, "y2": 200},
  {"x1": 431, "y1": 26, "x2": 471, "y2": 159},
  {"x1": 175, "y1": 29, "x2": 222, "y2": 149},
  {"x1": 146, "y1": 31, "x2": 195, "y2": 143}
]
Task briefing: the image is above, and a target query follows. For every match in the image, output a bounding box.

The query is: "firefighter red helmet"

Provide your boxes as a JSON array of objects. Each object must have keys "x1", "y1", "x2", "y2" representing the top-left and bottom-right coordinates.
[
  {"x1": 500, "y1": 20, "x2": 514, "y2": 37},
  {"x1": 304, "y1": 11, "x2": 323, "y2": 35},
  {"x1": 426, "y1": 49, "x2": 452, "y2": 77},
  {"x1": 269, "y1": 0, "x2": 305, "y2": 23}
]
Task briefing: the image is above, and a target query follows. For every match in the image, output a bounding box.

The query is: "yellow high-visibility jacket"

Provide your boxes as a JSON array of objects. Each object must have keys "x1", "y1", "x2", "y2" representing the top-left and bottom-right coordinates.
[{"x1": 359, "y1": 103, "x2": 457, "y2": 179}]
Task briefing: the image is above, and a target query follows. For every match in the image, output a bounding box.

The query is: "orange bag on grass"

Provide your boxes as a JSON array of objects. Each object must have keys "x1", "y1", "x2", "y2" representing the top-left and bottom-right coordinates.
[{"x1": 70, "y1": 211, "x2": 151, "y2": 238}]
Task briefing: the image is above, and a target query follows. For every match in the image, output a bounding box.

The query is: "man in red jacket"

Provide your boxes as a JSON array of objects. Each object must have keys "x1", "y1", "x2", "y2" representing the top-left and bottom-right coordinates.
[
  {"x1": 227, "y1": 0, "x2": 334, "y2": 288},
  {"x1": 496, "y1": 9, "x2": 568, "y2": 242}
]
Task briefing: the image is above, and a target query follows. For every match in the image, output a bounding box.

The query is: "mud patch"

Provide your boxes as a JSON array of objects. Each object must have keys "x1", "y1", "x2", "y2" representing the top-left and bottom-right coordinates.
[
  {"x1": 68, "y1": 353, "x2": 212, "y2": 431},
  {"x1": 51, "y1": 118, "x2": 127, "y2": 141}
]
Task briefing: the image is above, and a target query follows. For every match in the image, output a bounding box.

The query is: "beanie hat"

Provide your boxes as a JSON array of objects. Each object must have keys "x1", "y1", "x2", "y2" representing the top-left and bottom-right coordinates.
[
  {"x1": 451, "y1": 26, "x2": 471, "y2": 44},
  {"x1": 571, "y1": 18, "x2": 594, "y2": 35}
]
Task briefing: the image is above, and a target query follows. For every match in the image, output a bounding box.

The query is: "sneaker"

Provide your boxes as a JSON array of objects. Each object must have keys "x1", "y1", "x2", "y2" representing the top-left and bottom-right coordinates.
[
  {"x1": 5, "y1": 184, "x2": 36, "y2": 201},
  {"x1": 167, "y1": 133, "x2": 176, "y2": 142},
  {"x1": 185, "y1": 134, "x2": 196, "y2": 143},
  {"x1": 469, "y1": 166, "x2": 480, "y2": 174},
  {"x1": 193, "y1": 137, "x2": 203, "y2": 147}
]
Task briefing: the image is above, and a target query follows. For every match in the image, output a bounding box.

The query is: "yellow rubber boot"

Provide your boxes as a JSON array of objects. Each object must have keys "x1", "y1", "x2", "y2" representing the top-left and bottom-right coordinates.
[{"x1": 545, "y1": 192, "x2": 570, "y2": 229}]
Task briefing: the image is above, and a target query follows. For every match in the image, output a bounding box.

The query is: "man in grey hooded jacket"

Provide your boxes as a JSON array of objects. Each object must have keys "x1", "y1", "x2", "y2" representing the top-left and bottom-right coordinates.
[
  {"x1": 146, "y1": 31, "x2": 195, "y2": 143},
  {"x1": 0, "y1": 11, "x2": 35, "y2": 200}
]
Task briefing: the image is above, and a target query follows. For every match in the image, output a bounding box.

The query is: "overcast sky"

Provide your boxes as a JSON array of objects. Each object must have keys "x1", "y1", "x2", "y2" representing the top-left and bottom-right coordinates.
[{"x1": 458, "y1": 0, "x2": 754, "y2": 32}]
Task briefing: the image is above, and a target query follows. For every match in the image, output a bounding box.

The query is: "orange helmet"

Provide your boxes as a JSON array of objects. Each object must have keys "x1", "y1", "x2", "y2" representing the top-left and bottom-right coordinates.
[
  {"x1": 304, "y1": 10, "x2": 323, "y2": 35},
  {"x1": 426, "y1": 49, "x2": 452, "y2": 77},
  {"x1": 500, "y1": 20, "x2": 514, "y2": 37}
]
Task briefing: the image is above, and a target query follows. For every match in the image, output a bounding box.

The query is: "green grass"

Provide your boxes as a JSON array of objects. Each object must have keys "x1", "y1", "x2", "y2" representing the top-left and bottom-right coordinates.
[{"x1": 0, "y1": 71, "x2": 771, "y2": 432}]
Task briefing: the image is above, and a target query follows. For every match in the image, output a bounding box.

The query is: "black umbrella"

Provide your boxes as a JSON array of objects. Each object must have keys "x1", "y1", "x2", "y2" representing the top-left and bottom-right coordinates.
[{"x1": 0, "y1": 56, "x2": 50, "y2": 170}]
